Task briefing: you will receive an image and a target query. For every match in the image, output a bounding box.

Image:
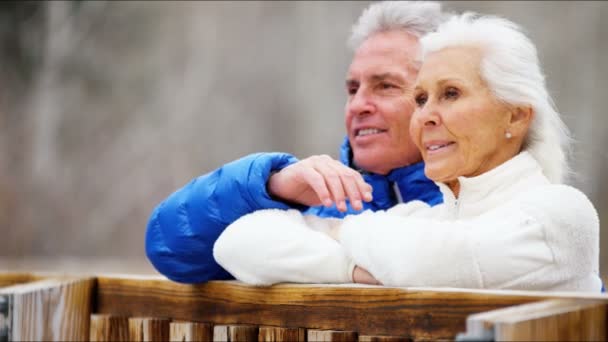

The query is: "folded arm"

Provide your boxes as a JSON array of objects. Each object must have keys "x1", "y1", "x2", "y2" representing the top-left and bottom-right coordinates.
[
  {"x1": 213, "y1": 209, "x2": 355, "y2": 285},
  {"x1": 145, "y1": 153, "x2": 298, "y2": 283}
]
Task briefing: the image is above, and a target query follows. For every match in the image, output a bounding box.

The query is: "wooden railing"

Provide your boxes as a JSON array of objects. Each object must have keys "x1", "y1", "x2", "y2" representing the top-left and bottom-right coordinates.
[{"x1": 1, "y1": 272, "x2": 607, "y2": 341}]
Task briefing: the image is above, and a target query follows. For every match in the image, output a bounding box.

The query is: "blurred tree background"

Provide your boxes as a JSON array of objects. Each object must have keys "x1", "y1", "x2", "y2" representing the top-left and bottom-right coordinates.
[{"x1": 1, "y1": 1, "x2": 607, "y2": 276}]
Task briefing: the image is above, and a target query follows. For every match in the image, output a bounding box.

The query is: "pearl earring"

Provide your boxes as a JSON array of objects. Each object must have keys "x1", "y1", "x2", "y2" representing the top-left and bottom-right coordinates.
[{"x1": 505, "y1": 131, "x2": 513, "y2": 139}]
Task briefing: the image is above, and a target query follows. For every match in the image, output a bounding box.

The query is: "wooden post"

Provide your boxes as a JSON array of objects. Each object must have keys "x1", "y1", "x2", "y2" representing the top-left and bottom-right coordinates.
[
  {"x1": 259, "y1": 326, "x2": 306, "y2": 341},
  {"x1": 90, "y1": 314, "x2": 129, "y2": 342},
  {"x1": 214, "y1": 324, "x2": 258, "y2": 341},
  {"x1": 170, "y1": 321, "x2": 213, "y2": 342},
  {"x1": 358, "y1": 336, "x2": 410, "y2": 342},
  {"x1": 461, "y1": 299, "x2": 607, "y2": 341},
  {"x1": 0, "y1": 295, "x2": 7, "y2": 342},
  {"x1": 308, "y1": 329, "x2": 358, "y2": 342},
  {"x1": 496, "y1": 300, "x2": 606, "y2": 341},
  {"x1": 0, "y1": 277, "x2": 93, "y2": 341},
  {"x1": 128, "y1": 317, "x2": 170, "y2": 342}
]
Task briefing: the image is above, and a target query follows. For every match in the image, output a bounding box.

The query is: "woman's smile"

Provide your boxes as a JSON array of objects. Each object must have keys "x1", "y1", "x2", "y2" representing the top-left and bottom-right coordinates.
[{"x1": 424, "y1": 140, "x2": 456, "y2": 155}]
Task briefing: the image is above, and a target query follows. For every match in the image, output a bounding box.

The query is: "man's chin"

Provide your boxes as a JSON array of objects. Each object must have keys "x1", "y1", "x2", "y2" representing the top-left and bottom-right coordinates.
[{"x1": 352, "y1": 154, "x2": 392, "y2": 175}]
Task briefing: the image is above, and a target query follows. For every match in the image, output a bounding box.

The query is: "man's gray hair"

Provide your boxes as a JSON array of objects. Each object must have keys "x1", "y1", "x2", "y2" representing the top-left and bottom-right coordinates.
[
  {"x1": 348, "y1": 1, "x2": 446, "y2": 50},
  {"x1": 420, "y1": 13, "x2": 571, "y2": 183}
]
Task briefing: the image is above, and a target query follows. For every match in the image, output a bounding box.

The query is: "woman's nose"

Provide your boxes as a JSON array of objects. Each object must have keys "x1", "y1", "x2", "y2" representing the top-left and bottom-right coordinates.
[{"x1": 415, "y1": 103, "x2": 440, "y2": 127}]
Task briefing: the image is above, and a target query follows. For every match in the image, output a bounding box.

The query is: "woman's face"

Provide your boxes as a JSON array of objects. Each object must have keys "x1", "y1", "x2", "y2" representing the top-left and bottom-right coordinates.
[{"x1": 410, "y1": 46, "x2": 521, "y2": 185}]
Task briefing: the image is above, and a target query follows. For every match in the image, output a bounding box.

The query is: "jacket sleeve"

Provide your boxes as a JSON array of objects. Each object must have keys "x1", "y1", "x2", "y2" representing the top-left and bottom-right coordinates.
[
  {"x1": 145, "y1": 152, "x2": 299, "y2": 283},
  {"x1": 213, "y1": 209, "x2": 355, "y2": 285},
  {"x1": 338, "y1": 185, "x2": 600, "y2": 290}
]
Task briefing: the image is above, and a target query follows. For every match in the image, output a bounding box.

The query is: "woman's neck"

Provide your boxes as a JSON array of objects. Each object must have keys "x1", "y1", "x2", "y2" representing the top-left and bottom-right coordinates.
[{"x1": 446, "y1": 179, "x2": 461, "y2": 198}]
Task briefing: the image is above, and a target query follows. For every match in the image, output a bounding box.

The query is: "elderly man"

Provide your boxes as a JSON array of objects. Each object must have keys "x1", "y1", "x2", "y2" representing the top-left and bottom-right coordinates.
[{"x1": 146, "y1": 1, "x2": 445, "y2": 284}]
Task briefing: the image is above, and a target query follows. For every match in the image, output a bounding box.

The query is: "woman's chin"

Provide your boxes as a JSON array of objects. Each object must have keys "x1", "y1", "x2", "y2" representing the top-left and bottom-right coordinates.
[{"x1": 423, "y1": 163, "x2": 457, "y2": 184}]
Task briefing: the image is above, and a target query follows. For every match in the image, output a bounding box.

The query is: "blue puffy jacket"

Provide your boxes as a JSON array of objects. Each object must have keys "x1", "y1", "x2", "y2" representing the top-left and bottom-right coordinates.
[{"x1": 145, "y1": 138, "x2": 443, "y2": 283}]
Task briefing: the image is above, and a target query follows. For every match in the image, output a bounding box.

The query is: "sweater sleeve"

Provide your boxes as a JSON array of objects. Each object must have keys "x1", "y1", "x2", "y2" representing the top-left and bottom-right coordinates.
[
  {"x1": 213, "y1": 209, "x2": 355, "y2": 286},
  {"x1": 145, "y1": 153, "x2": 298, "y2": 284},
  {"x1": 338, "y1": 201, "x2": 558, "y2": 289}
]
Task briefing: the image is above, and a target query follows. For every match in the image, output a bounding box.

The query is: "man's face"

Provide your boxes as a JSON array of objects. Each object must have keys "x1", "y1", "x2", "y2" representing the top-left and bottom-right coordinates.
[{"x1": 345, "y1": 30, "x2": 422, "y2": 175}]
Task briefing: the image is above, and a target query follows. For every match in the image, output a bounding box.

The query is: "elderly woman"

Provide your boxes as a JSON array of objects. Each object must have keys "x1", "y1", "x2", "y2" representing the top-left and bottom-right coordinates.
[{"x1": 213, "y1": 14, "x2": 601, "y2": 292}]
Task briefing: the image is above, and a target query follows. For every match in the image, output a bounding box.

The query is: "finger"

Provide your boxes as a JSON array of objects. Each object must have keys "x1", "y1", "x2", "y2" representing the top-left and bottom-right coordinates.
[
  {"x1": 326, "y1": 163, "x2": 364, "y2": 211},
  {"x1": 300, "y1": 166, "x2": 333, "y2": 207},
  {"x1": 313, "y1": 162, "x2": 348, "y2": 212},
  {"x1": 359, "y1": 179, "x2": 373, "y2": 202},
  {"x1": 330, "y1": 162, "x2": 373, "y2": 209}
]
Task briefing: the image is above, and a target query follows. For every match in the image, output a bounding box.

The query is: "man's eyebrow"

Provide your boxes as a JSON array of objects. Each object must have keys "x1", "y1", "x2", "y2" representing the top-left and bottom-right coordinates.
[
  {"x1": 370, "y1": 72, "x2": 405, "y2": 82},
  {"x1": 345, "y1": 79, "x2": 359, "y2": 87}
]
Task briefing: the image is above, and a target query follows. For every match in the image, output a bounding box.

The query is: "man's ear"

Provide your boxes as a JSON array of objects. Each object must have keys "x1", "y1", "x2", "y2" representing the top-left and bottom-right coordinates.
[{"x1": 508, "y1": 105, "x2": 534, "y2": 138}]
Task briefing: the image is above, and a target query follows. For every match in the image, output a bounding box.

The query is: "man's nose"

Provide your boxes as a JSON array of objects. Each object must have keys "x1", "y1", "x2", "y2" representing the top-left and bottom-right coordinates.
[{"x1": 348, "y1": 90, "x2": 375, "y2": 116}]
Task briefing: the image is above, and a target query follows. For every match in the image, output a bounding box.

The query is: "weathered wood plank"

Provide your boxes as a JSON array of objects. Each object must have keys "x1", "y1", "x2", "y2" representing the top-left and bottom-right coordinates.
[
  {"x1": 213, "y1": 324, "x2": 258, "y2": 341},
  {"x1": 0, "y1": 295, "x2": 7, "y2": 342},
  {"x1": 170, "y1": 321, "x2": 213, "y2": 342},
  {"x1": 259, "y1": 326, "x2": 306, "y2": 341},
  {"x1": 308, "y1": 329, "x2": 358, "y2": 341},
  {"x1": 0, "y1": 273, "x2": 46, "y2": 288},
  {"x1": 90, "y1": 314, "x2": 129, "y2": 342},
  {"x1": 0, "y1": 277, "x2": 93, "y2": 341},
  {"x1": 496, "y1": 299, "x2": 606, "y2": 341},
  {"x1": 94, "y1": 276, "x2": 608, "y2": 340},
  {"x1": 213, "y1": 324, "x2": 229, "y2": 341},
  {"x1": 462, "y1": 299, "x2": 607, "y2": 341},
  {"x1": 128, "y1": 317, "x2": 170, "y2": 342},
  {"x1": 358, "y1": 335, "x2": 410, "y2": 342}
]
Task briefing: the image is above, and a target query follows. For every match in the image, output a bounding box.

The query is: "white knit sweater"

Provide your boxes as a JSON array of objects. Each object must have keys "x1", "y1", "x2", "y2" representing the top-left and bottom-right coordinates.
[{"x1": 214, "y1": 152, "x2": 602, "y2": 292}]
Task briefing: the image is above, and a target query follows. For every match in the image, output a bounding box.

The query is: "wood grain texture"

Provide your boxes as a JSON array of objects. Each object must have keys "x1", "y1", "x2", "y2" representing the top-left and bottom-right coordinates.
[
  {"x1": 213, "y1": 324, "x2": 258, "y2": 341},
  {"x1": 308, "y1": 329, "x2": 358, "y2": 342},
  {"x1": 128, "y1": 317, "x2": 170, "y2": 342},
  {"x1": 463, "y1": 298, "x2": 607, "y2": 341},
  {"x1": 0, "y1": 273, "x2": 46, "y2": 288},
  {"x1": 495, "y1": 299, "x2": 606, "y2": 341},
  {"x1": 259, "y1": 326, "x2": 306, "y2": 341},
  {"x1": 0, "y1": 277, "x2": 94, "y2": 341},
  {"x1": 358, "y1": 335, "x2": 411, "y2": 342},
  {"x1": 0, "y1": 294, "x2": 7, "y2": 342},
  {"x1": 94, "y1": 276, "x2": 608, "y2": 340},
  {"x1": 170, "y1": 321, "x2": 213, "y2": 342},
  {"x1": 90, "y1": 314, "x2": 129, "y2": 342}
]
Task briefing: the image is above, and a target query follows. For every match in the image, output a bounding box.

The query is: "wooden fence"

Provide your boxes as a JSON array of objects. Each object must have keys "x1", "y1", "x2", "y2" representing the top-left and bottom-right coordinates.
[{"x1": 1, "y1": 272, "x2": 607, "y2": 341}]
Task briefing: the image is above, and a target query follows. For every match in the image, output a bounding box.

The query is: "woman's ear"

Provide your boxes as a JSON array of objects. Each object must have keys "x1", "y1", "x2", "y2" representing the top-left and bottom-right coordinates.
[{"x1": 508, "y1": 105, "x2": 534, "y2": 138}]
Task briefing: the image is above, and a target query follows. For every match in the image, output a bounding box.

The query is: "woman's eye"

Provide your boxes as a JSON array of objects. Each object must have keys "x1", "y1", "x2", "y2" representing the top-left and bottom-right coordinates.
[
  {"x1": 415, "y1": 93, "x2": 427, "y2": 106},
  {"x1": 444, "y1": 87, "x2": 459, "y2": 99}
]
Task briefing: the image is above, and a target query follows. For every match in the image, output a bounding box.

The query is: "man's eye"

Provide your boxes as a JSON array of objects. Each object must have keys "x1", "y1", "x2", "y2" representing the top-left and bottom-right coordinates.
[
  {"x1": 380, "y1": 82, "x2": 396, "y2": 90},
  {"x1": 415, "y1": 94, "x2": 427, "y2": 106},
  {"x1": 347, "y1": 87, "x2": 358, "y2": 95}
]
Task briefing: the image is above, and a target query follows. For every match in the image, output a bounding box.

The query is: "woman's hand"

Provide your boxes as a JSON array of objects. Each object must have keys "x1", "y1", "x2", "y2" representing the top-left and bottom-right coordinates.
[
  {"x1": 352, "y1": 266, "x2": 382, "y2": 285},
  {"x1": 267, "y1": 155, "x2": 372, "y2": 212}
]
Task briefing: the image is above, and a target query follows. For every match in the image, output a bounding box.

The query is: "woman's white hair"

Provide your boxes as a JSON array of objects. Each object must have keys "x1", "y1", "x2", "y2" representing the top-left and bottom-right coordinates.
[
  {"x1": 348, "y1": 1, "x2": 446, "y2": 50},
  {"x1": 420, "y1": 13, "x2": 571, "y2": 183}
]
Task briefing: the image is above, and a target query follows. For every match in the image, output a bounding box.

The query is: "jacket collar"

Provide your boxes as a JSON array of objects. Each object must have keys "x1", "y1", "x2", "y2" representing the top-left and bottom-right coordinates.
[
  {"x1": 436, "y1": 151, "x2": 550, "y2": 218},
  {"x1": 339, "y1": 137, "x2": 440, "y2": 208}
]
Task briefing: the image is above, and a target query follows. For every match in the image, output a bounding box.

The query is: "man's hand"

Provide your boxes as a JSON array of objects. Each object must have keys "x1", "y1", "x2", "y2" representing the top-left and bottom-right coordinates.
[
  {"x1": 267, "y1": 155, "x2": 372, "y2": 212},
  {"x1": 352, "y1": 266, "x2": 382, "y2": 285}
]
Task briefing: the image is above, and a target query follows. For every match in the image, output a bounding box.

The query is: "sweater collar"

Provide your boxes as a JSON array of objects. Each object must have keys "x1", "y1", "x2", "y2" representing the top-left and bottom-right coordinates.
[{"x1": 436, "y1": 151, "x2": 550, "y2": 218}]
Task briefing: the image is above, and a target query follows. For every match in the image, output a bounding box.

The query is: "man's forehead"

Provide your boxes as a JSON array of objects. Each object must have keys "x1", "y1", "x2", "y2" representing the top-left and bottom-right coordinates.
[
  {"x1": 346, "y1": 72, "x2": 406, "y2": 83},
  {"x1": 353, "y1": 30, "x2": 420, "y2": 59},
  {"x1": 347, "y1": 31, "x2": 420, "y2": 81},
  {"x1": 346, "y1": 56, "x2": 419, "y2": 82}
]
